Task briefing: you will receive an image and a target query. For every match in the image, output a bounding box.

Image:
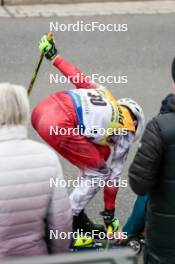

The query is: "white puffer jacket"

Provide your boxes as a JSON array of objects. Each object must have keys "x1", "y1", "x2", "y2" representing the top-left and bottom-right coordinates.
[{"x1": 0, "y1": 125, "x2": 72, "y2": 259}]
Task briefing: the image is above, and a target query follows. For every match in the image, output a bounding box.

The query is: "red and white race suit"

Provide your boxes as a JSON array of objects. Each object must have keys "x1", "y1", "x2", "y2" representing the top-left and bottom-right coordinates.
[{"x1": 32, "y1": 55, "x2": 135, "y2": 215}]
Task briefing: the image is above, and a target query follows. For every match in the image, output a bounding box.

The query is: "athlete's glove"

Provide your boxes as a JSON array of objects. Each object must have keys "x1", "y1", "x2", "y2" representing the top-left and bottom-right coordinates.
[{"x1": 39, "y1": 34, "x2": 58, "y2": 61}]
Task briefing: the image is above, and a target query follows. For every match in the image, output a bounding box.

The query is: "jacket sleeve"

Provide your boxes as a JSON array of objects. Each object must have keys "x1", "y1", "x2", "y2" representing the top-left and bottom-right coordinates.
[
  {"x1": 52, "y1": 55, "x2": 97, "y2": 89},
  {"x1": 129, "y1": 118, "x2": 164, "y2": 195},
  {"x1": 46, "y1": 160, "x2": 72, "y2": 253}
]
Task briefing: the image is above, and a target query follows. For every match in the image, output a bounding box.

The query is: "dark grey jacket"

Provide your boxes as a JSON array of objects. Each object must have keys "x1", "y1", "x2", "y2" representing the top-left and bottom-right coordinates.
[{"x1": 129, "y1": 95, "x2": 175, "y2": 263}]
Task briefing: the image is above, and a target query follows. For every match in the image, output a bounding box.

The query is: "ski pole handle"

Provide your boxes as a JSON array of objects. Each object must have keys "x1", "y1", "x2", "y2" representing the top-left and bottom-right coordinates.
[{"x1": 47, "y1": 32, "x2": 53, "y2": 42}]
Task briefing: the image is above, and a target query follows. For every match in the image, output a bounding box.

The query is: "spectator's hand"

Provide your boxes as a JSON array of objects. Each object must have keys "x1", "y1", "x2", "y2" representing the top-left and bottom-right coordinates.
[{"x1": 113, "y1": 228, "x2": 127, "y2": 245}]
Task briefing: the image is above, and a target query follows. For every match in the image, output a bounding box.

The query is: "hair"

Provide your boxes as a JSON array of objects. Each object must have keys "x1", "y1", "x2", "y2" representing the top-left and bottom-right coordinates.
[
  {"x1": 171, "y1": 57, "x2": 175, "y2": 82},
  {"x1": 0, "y1": 83, "x2": 30, "y2": 126}
]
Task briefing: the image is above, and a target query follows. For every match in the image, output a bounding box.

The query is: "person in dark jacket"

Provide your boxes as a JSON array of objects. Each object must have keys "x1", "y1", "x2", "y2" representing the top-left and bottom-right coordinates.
[
  {"x1": 128, "y1": 57, "x2": 175, "y2": 264},
  {"x1": 122, "y1": 93, "x2": 173, "y2": 239}
]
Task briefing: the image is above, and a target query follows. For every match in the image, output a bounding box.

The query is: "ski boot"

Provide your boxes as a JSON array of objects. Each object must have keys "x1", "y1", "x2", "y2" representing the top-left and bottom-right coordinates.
[
  {"x1": 71, "y1": 233, "x2": 94, "y2": 251},
  {"x1": 72, "y1": 210, "x2": 106, "y2": 249},
  {"x1": 73, "y1": 210, "x2": 105, "y2": 234}
]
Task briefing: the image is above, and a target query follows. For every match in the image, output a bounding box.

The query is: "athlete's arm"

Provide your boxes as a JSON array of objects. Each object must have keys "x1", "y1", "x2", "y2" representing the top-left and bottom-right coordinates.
[
  {"x1": 52, "y1": 55, "x2": 97, "y2": 89},
  {"x1": 39, "y1": 34, "x2": 97, "y2": 89}
]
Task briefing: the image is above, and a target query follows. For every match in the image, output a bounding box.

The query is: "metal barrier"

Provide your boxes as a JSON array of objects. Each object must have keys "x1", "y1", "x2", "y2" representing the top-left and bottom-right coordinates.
[{"x1": 0, "y1": 249, "x2": 138, "y2": 264}]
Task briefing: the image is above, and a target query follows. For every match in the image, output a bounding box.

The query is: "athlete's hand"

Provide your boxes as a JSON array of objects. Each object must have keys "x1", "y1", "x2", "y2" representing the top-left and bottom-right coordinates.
[{"x1": 39, "y1": 34, "x2": 58, "y2": 61}]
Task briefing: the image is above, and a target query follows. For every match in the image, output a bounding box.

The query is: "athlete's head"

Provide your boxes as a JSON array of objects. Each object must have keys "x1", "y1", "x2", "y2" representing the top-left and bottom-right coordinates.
[
  {"x1": 0, "y1": 83, "x2": 30, "y2": 127},
  {"x1": 117, "y1": 98, "x2": 145, "y2": 141}
]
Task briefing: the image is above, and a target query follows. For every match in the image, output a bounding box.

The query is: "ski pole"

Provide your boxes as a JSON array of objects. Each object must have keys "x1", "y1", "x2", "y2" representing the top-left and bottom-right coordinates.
[
  {"x1": 105, "y1": 225, "x2": 113, "y2": 250},
  {"x1": 27, "y1": 32, "x2": 53, "y2": 96}
]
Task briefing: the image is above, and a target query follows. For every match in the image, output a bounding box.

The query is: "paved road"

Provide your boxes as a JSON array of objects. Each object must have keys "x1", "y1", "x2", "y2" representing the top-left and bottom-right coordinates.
[{"x1": 0, "y1": 14, "x2": 175, "y2": 261}]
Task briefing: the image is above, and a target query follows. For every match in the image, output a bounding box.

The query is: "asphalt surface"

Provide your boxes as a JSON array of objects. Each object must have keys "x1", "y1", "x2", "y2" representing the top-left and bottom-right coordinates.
[{"x1": 0, "y1": 14, "x2": 175, "y2": 261}]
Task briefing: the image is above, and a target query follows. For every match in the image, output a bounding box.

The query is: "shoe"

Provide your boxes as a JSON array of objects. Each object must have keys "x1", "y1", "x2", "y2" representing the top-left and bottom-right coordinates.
[{"x1": 73, "y1": 210, "x2": 105, "y2": 234}]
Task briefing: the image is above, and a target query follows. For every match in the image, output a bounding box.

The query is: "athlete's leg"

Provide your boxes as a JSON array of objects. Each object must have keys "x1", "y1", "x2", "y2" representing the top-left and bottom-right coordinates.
[
  {"x1": 104, "y1": 181, "x2": 119, "y2": 211},
  {"x1": 70, "y1": 164, "x2": 111, "y2": 216},
  {"x1": 101, "y1": 182, "x2": 120, "y2": 232},
  {"x1": 68, "y1": 144, "x2": 111, "y2": 215},
  {"x1": 102, "y1": 134, "x2": 134, "y2": 226},
  {"x1": 69, "y1": 145, "x2": 112, "y2": 237},
  {"x1": 98, "y1": 145, "x2": 119, "y2": 212},
  {"x1": 70, "y1": 155, "x2": 112, "y2": 234},
  {"x1": 101, "y1": 174, "x2": 121, "y2": 232}
]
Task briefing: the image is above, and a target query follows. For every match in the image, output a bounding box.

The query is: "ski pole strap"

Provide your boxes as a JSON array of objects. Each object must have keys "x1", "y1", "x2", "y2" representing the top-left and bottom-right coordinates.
[{"x1": 66, "y1": 91, "x2": 85, "y2": 134}]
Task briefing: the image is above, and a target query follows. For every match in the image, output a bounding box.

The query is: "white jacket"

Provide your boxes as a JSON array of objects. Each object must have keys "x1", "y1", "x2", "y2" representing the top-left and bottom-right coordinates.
[{"x1": 0, "y1": 125, "x2": 72, "y2": 259}]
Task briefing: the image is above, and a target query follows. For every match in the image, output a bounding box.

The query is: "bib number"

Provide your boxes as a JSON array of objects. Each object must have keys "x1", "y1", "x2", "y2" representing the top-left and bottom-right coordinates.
[{"x1": 87, "y1": 91, "x2": 107, "y2": 106}]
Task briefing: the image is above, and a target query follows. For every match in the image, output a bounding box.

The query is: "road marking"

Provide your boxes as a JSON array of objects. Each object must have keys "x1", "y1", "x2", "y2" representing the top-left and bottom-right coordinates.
[{"x1": 0, "y1": 1, "x2": 175, "y2": 17}]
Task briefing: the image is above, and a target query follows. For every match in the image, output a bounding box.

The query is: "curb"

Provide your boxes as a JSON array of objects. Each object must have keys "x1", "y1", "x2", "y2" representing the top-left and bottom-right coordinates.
[
  {"x1": 1, "y1": 1, "x2": 175, "y2": 17},
  {"x1": 2, "y1": 0, "x2": 175, "y2": 6},
  {"x1": 2, "y1": 0, "x2": 118, "y2": 5}
]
